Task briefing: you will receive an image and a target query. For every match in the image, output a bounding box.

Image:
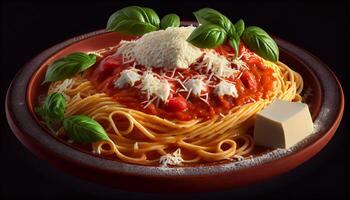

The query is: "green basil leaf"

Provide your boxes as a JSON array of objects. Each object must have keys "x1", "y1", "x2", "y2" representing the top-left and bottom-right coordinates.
[
  {"x1": 193, "y1": 8, "x2": 233, "y2": 34},
  {"x1": 141, "y1": 7, "x2": 161, "y2": 28},
  {"x1": 45, "y1": 93, "x2": 66, "y2": 120},
  {"x1": 44, "y1": 52, "x2": 96, "y2": 83},
  {"x1": 187, "y1": 24, "x2": 227, "y2": 48},
  {"x1": 234, "y1": 19, "x2": 245, "y2": 36},
  {"x1": 67, "y1": 52, "x2": 97, "y2": 71},
  {"x1": 63, "y1": 115, "x2": 109, "y2": 144},
  {"x1": 227, "y1": 24, "x2": 237, "y2": 39},
  {"x1": 229, "y1": 36, "x2": 240, "y2": 59},
  {"x1": 44, "y1": 60, "x2": 81, "y2": 83},
  {"x1": 242, "y1": 26, "x2": 279, "y2": 62},
  {"x1": 229, "y1": 21, "x2": 242, "y2": 57},
  {"x1": 35, "y1": 92, "x2": 66, "y2": 132},
  {"x1": 160, "y1": 14, "x2": 180, "y2": 29},
  {"x1": 106, "y1": 6, "x2": 160, "y2": 35}
]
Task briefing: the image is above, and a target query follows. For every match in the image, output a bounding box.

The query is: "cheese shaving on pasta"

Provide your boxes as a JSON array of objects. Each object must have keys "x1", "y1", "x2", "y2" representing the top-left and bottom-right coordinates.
[
  {"x1": 184, "y1": 78, "x2": 207, "y2": 97},
  {"x1": 114, "y1": 69, "x2": 141, "y2": 88},
  {"x1": 139, "y1": 72, "x2": 171, "y2": 102},
  {"x1": 159, "y1": 148, "x2": 184, "y2": 166},
  {"x1": 214, "y1": 80, "x2": 238, "y2": 97}
]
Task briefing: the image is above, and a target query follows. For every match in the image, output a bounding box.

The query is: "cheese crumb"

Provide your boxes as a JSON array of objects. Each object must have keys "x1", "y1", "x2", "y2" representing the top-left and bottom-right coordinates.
[
  {"x1": 133, "y1": 142, "x2": 139, "y2": 151},
  {"x1": 231, "y1": 56, "x2": 249, "y2": 70},
  {"x1": 49, "y1": 78, "x2": 74, "y2": 101},
  {"x1": 214, "y1": 80, "x2": 238, "y2": 97},
  {"x1": 159, "y1": 148, "x2": 184, "y2": 166},
  {"x1": 139, "y1": 72, "x2": 171, "y2": 102},
  {"x1": 114, "y1": 69, "x2": 141, "y2": 88},
  {"x1": 51, "y1": 78, "x2": 74, "y2": 94},
  {"x1": 233, "y1": 155, "x2": 245, "y2": 161},
  {"x1": 184, "y1": 78, "x2": 207, "y2": 96},
  {"x1": 198, "y1": 51, "x2": 237, "y2": 78},
  {"x1": 157, "y1": 80, "x2": 171, "y2": 102},
  {"x1": 117, "y1": 26, "x2": 202, "y2": 70}
]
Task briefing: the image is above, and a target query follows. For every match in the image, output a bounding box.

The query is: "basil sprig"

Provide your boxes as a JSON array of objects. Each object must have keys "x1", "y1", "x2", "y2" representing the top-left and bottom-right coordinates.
[
  {"x1": 187, "y1": 8, "x2": 279, "y2": 61},
  {"x1": 63, "y1": 115, "x2": 109, "y2": 144},
  {"x1": 44, "y1": 52, "x2": 96, "y2": 83},
  {"x1": 227, "y1": 19, "x2": 245, "y2": 57},
  {"x1": 36, "y1": 93, "x2": 109, "y2": 143},
  {"x1": 35, "y1": 92, "x2": 66, "y2": 132},
  {"x1": 107, "y1": 6, "x2": 180, "y2": 35},
  {"x1": 160, "y1": 14, "x2": 180, "y2": 29},
  {"x1": 242, "y1": 26, "x2": 279, "y2": 62},
  {"x1": 187, "y1": 8, "x2": 243, "y2": 57},
  {"x1": 228, "y1": 37, "x2": 239, "y2": 58}
]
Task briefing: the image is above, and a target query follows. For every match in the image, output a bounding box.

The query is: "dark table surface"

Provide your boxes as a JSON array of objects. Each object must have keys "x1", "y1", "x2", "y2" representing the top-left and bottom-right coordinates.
[{"x1": 1, "y1": 0, "x2": 349, "y2": 199}]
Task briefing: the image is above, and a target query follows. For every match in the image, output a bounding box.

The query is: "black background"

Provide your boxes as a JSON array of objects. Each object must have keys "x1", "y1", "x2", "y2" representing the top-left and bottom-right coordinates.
[{"x1": 1, "y1": 0, "x2": 349, "y2": 199}]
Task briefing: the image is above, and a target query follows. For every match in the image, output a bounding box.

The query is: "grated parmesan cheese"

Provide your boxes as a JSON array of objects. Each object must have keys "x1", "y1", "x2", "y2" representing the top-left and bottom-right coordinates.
[
  {"x1": 116, "y1": 26, "x2": 202, "y2": 70},
  {"x1": 231, "y1": 56, "x2": 249, "y2": 70},
  {"x1": 117, "y1": 40, "x2": 136, "y2": 64},
  {"x1": 184, "y1": 78, "x2": 207, "y2": 97},
  {"x1": 197, "y1": 51, "x2": 238, "y2": 78},
  {"x1": 139, "y1": 72, "x2": 171, "y2": 102},
  {"x1": 157, "y1": 80, "x2": 171, "y2": 102},
  {"x1": 233, "y1": 155, "x2": 245, "y2": 161},
  {"x1": 114, "y1": 69, "x2": 141, "y2": 88},
  {"x1": 49, "y1": 78, "x2": 75, "y2": 101},
  {"x1": 240, "y1": 46, "x2": 255, "y2": 60},
  {"x1": 159, "y1": 148, "x2": 184, "y2": 166},
  {"x1": 51, "y1": 78, "x2": 74, "y2": 94},
  {"x1": 133, "y1": 142, "x2": 139, "y2": 151},
  {"x1": 214, "y1": 80, "x2": 238, "y2": 97}
]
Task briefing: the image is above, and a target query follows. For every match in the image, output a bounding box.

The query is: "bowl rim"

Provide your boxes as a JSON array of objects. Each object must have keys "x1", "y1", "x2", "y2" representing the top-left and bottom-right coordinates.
[{"x1": 5, "y1": 27, "x2": 344, "y2": 179}]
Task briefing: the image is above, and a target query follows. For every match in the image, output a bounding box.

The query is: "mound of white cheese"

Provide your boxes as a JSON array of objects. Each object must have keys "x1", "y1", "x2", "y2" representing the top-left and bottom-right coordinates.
[{"x1": 116, "y1": 26, "x2": 202, "y2": 69}]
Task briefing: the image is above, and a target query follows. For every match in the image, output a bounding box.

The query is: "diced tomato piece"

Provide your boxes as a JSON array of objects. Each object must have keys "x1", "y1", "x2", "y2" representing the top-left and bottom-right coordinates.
[
  {"x1": 90, "y1": 55, "x2": 123, "y2": 82},
  {"x1": 99, "y1": 55, "x2": 123, "y2": 74},
  {"x1": 246, "y1": 57, "x2": 261, "y2": 66},
  {"x1": 167, "y1": 96, "x2": 188, "y2": 112},
  {"x1": 145, "y1": 103, "x2": 157, "y2": 115},
  {"x1": 214, "y1": 43, "x2": 234, "y2": 55},
  {"x1": 101, "y1": 56, "x2": 123, "y2": 70},
  {"x1": 241, "y1": 71, "x2": 257, "y2": 91},
  {"x1": 208, "y1": 106, "x2": 216, "y2": 117},
  {"x1": 217, "y1": 96, "x2": 231, "y2": 109}
]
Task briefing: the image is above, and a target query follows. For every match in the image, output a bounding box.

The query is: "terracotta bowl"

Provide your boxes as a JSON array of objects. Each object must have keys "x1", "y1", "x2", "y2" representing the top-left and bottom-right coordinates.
[{"x1": 5, "y1": 27, "x2": 344, "y2": 192}]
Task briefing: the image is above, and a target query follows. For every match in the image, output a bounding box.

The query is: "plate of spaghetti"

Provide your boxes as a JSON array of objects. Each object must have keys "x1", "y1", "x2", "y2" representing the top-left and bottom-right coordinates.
[{"x1": 6, "y1": 7, "x2": 344, "y2": 191}]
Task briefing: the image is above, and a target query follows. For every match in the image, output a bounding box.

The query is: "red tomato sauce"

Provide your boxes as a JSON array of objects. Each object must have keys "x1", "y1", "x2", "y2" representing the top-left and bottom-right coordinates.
[{"x1": 87, "y1": 42, "x2": 276, "y2": 121}]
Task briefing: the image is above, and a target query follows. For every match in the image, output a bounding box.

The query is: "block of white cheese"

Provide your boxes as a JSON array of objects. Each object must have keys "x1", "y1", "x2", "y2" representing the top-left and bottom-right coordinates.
[{"x1": 254, "y1": 99, "x2": 313, "y2": 149}]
